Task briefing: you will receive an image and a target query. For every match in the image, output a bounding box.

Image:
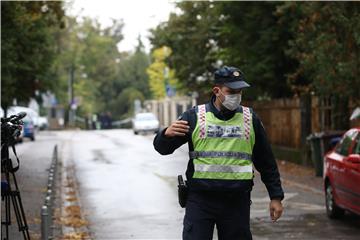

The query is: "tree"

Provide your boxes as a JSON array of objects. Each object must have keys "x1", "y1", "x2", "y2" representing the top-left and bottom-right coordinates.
[
  {"x1": 109, "y1": 87, "x2": 145, "y2": 119},
  {"x1": 280, "y1": 2, "x2": 360, "y2": 129},
  {"x1": 282, "y1": 2, "x2": 360, "y2": 100},
  {"x1": 149, "y1": 1, "x2": 221, "y2": 100},
  {"x1": 146, "y1": 46, "x2": 178, "y2": 99},
  {"x1": 1, "y1": 1, "x2": 65, "y2": 109},
  {"x1": 52, "y1": 17, "x2": 153, "y2": 120},
  {"x1": 51, "y1": 16, "x2": 124, "y2": 118},
  {"x1": 149, "y1": 1, "x2": 295, "y2": 100},
  {"x1": 115, "y1": 36, "x2": 151, "y2": 100},
  {"x1": 216, "y1": 2, "x2": 295, "y2": 99}
]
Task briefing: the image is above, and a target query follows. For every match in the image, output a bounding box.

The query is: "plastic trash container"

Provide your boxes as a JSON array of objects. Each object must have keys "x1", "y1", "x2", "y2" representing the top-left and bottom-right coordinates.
[{"x1": 307, "y1": 131, "x2": 345, "y2": 177}]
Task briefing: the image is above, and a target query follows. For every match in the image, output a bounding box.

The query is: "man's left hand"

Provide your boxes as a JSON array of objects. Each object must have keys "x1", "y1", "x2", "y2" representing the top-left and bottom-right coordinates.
[{"x1": 269, "y1": 199, "x2": 283, "y2": 222}]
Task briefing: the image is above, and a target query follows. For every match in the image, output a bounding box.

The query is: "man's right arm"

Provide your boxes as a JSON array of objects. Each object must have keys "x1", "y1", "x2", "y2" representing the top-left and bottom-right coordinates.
[{"x1": 153, "y1": 111, "x2": 191, "y2": 155}]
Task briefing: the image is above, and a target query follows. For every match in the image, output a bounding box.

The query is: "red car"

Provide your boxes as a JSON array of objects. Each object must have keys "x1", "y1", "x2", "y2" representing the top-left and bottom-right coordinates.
[{"x1": 324, "y1": 127, "x2": 360, "y2": 218}]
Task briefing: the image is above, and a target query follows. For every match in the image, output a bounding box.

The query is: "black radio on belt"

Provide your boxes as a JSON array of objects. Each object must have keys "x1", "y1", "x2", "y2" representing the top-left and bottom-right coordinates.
[{"x1": 178, "y1": 175, "x2": 188, "y2": 208}]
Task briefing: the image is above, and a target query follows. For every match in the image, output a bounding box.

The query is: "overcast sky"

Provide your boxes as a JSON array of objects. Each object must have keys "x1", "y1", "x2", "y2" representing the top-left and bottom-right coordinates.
[{"x1": 66, "y1": 0, "x2": 176, "y2": 53}]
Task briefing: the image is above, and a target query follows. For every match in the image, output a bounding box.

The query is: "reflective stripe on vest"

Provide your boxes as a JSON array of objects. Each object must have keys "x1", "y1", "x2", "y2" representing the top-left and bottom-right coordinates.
[
  {"x1": 191, "y1": 104, "x2": 255, "y2": 180},
  {"x1": 198, "y1": 104, "x2": 206, "y2": 139},
  {"x1": 243, "y1": 106, "x2": 252, "y2": 141},
  {"x1": 195, "y1": 164, "x2": 253, "y2": 173}
]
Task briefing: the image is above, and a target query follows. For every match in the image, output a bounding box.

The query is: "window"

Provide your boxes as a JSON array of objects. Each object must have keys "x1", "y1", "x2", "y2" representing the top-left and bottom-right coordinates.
[
  {"x1": 351, "y1": 134, "x2": 360, "y2": 154},
  {"x1": 335, "y1": 130, "x2": 357, "y2": 156}
]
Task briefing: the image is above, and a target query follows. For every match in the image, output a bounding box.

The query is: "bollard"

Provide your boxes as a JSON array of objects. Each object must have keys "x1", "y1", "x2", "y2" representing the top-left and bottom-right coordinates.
[
  {"x1": 45, "y1": 196, "x2": 52, "y2": 226},
  {"x1": 47, "y1": 189, "x2": 52, "y2": 197},
  {"x1": 41, "y1": 145, "x2": 59, "y2": 240},
  {"x1": 45, "y1": 196, "x2": 51, "y2": 207},
  {"x1": 48, "y1": 176, "x2": 54, "y2": 184},
  {"x1": 41, "y1": 205, "x2": 49, "y2": 240},
  {"x1": 47, "y1": 189, "x2": 54, "y2": 208}
]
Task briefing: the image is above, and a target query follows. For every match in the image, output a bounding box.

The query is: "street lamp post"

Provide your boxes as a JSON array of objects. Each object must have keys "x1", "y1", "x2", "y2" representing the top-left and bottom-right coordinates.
[{"x1": 68, "y1": 65, "x2": 75, "y2": 126}]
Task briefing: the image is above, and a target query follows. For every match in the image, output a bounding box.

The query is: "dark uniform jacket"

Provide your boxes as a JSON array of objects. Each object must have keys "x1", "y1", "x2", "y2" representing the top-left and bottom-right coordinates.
[{"x1": 153, "y1": 96, "x2": 284, "y2": 200}]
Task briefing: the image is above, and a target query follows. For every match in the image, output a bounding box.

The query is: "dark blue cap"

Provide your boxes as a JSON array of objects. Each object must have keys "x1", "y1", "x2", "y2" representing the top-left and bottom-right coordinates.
[{"x1": 214, "y1": 66, "x2": 250, "y2": 89}]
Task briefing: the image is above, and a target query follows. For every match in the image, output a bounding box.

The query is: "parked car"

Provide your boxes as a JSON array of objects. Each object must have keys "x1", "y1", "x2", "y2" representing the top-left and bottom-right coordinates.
[
  {"x1": 7, "y1": 106, "x2": 37, "y2": 141},
  {"x1": 37, "y1": 116, "x2": 49, "y2": 130},
  {"x1": 324, "y1": 127, "x2": 360, "y2": 218},
  {"x1": 132, "y1": 112, "x2": 160, "y2": 135},
  {"x1": 22, "y1": 116, "x2": 36, "y2": 141}
]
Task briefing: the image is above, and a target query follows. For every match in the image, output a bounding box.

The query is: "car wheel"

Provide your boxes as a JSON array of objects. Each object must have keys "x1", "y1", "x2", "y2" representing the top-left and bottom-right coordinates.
[
  {"x1": 30, "y1": 135, "x2": 35, "y2": 141},
  {"x1": 325, "y1": 182, "x2": 344, "y2": 219}
]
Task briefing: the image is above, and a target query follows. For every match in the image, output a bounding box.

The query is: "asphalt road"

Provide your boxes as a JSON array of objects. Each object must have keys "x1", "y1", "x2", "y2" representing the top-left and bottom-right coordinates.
[
  {"x1": 3, "y1": 129, "x2": 360, "y2": 239},
  {"x1": 58, "y1": 129, "x2": 360, "y2": 240}
]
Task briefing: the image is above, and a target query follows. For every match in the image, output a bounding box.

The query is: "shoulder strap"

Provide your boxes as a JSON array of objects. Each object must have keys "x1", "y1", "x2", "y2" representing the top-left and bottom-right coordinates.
[
  {"x1": 11, "y1": 144, "x2": 20, "y2": 172},
  {"x1": 198, "y1": 104, "x2": 206, "y2": 139},
  {"x1": 242, "y1": 106, "x2": 252, "y2": 141}
]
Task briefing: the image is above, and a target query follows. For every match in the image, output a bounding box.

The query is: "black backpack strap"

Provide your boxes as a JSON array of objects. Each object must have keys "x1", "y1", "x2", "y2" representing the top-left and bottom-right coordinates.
[{"x1": 10, "y1": 144, "x2": 20, "y2": 172}]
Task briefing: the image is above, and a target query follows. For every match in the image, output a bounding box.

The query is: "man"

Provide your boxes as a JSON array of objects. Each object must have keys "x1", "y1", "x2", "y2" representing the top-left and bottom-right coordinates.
[{"x1": 153, "y1": 66, "x2": 284, "y2": 240}]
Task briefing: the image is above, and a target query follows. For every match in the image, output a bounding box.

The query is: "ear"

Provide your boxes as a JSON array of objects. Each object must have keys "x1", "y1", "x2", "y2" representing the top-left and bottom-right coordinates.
[{"x1": 212, "y1": 86, "x2": 220, "y2": 96}]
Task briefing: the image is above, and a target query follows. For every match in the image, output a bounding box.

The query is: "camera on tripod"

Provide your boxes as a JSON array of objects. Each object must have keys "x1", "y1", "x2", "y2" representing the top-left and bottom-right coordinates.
[
  {"x1": 1, "y1": 111, "x2": 31, "y2": 239},
  {"x1": 1, "y1": 112, "x2": 25, "y2": 147}
]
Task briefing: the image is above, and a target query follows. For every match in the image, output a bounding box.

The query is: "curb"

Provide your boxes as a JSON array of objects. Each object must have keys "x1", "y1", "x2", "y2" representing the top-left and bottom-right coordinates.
[{"x1": 60, "y1": 139, "x2": 92, "y2": 239}]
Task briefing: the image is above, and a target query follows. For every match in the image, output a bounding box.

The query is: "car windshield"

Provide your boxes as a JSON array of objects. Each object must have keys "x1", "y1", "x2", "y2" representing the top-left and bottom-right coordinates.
[{"x1": 136, "y1": 113, "x2": 157, "y2": 121}]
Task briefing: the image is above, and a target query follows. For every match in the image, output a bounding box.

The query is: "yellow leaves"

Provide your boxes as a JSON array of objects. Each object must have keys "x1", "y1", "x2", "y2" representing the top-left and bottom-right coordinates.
[
  {"x1": 62, "y1": 232, "x2": 90, "y2": 240},
  {"x1": 147, "y1": 46, "x2": 178, "y2": 99},
  {"x1": 65, "y1": 205, "x2": 82, "y2": 217},
  {"x1": 59, "y1": 174, "x2": 90, "y2": 239},
  {"x1": 60, "y1": 205, "x2": 89, "y2": 228},
  {"x1": 61, "y1": 217, "x2": 88, "y2": 228},
  {"x1": 152, "y1": 46, "x2": 172, "y2": 62}
]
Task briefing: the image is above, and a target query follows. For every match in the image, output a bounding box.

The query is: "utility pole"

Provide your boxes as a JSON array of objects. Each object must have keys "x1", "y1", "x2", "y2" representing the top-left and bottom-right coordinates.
[{"x1": 68, "y1": 65, "x2": 75, "y2": 126}]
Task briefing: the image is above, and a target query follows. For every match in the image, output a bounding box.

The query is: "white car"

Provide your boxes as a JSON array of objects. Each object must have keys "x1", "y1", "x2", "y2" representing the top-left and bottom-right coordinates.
[
  {"x1": 132, "y1": 112, "x2": 160, "y2": 135},
  {"x1": 37, "y1": 116, "x2": 49, "y2": 130}
]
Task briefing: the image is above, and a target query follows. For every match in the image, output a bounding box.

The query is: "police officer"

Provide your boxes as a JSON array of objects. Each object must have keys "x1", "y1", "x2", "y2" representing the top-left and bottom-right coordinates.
[{"x1": 153, "y1": 66, "x2": 284, "y2": 240}]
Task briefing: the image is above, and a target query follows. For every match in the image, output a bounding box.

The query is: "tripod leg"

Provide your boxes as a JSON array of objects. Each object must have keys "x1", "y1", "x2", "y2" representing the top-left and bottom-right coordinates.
[
  {"x1": 11, "y1": 191, "x2": 30, "y2": 240},
  {"x1": 6, "y1": 195, "x2": 10, "y2": 240},
  {"x1": 10, "y1": 171, "x2": 31, "y2": 240},
  {"x1": 1, "y1": 194, "x2": 10, "y2": 240}
]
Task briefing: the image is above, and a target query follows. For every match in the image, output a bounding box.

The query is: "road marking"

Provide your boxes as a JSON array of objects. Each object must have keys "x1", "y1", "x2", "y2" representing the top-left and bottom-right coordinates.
[
  {"x1": 252, "y1": 192, "x2": 298, "y2": 203},
  {"x1": 286, "y1": 202, "x2": 325, "y2": 211},
  {"x1": 252, "y1": 192, "x2": 324, "y2": 213},
  {"x1": 281, "y1": 178, "x2": 323, "y2": 195},
  {"x1": 284, "y1": 192, "x2": 298, "y2": 201}
]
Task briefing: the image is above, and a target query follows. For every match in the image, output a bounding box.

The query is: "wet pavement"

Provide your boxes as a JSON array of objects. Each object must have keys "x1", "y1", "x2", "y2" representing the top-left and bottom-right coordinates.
[
  {"x1": 1, "y1": 131, "x2": 61, "y2": 239},
  {"x1": 58, "y1": 129, "x2": 360, "y2": 239},
  {"x1": 2, "y1": 129, "x2": 360, "y2": 239}
]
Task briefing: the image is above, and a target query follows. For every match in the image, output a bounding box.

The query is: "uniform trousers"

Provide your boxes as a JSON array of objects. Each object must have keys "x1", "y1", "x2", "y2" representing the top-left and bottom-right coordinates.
[{"x1": 182, "y1": 190, "x2": 252, "y2": 240}]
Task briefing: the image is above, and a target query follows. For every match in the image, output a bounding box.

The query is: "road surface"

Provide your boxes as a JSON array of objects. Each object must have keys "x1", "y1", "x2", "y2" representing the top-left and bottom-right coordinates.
[{"x1": 5, "y1": 129, "x2": 360, "y2": 239}]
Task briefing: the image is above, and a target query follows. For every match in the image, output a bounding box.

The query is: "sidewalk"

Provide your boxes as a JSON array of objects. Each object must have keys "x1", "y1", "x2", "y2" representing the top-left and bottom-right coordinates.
[{"x1": 1, "y1": 132, "x2": 61, "y2": 239}]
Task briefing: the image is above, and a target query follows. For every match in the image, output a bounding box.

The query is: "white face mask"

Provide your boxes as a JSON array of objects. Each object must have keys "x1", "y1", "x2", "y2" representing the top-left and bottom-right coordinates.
[{"x1": 218, "y1": 90, "x2": 242, "y2": 111}]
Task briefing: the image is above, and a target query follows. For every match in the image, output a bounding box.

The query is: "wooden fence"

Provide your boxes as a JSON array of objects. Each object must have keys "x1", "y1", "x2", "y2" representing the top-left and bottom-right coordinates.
[
  {"x1": 247, "y1": 98, "x2": 302, "y2": 149},
  {"x1": 247, "y1": 96, "x2": 355, "y2": 150},
  {"x1": 147, "y1": 95, "x2": 355, "y2": 151}
]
